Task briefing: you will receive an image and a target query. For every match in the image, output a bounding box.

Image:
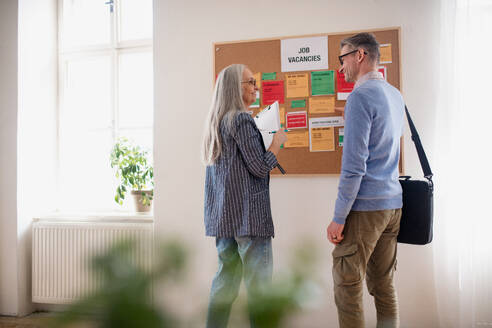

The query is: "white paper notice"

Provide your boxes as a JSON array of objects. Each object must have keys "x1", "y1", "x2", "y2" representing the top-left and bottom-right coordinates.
[
  {"x1": 281, "y1": 36, "x2": 328, "y2": 72},
  {"x1": 309, "y1": 116, "x2": 345, "y2": 128},
  {"x1": 337, "y1": 92, "x2": 350, "y2": 101}
]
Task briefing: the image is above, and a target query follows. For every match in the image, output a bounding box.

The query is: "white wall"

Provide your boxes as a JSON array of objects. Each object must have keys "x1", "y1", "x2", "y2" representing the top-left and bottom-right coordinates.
[
  {"x1": 0, "y1": 0, "x2": 20, "y2": 316},
  {"x1": 0, "y1": 0, "x2": 57, "y2": 316},
  {"x1": 154, "y1": 0, "x2": 440, "y2": 326},
  {"x1": 17, "y1": 0, "x2": 58, "y2": 316}
]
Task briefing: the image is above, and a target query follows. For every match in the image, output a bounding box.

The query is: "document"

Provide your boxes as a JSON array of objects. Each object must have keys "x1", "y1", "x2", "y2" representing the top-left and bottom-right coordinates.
[
  {"x1": 253, "y1": 72, "x2": 261, "y2": 88},
  {"x1": 338, "y1": 128, "x2": 344, "y2": 147},
  {"x1": 279, "y1": 106, "x2": 285, "y2": 125},
  {"x1": 309, "y1": 116, "x2": 344, "y2": 128},
  {"x1": 309, "y1": 97, "x2": 335, "y2": 114},
  {"x1": 253, "y1": 101, "x2": 281, "y2": 149},
  {"x1": 380, "y1": 44, "x2": 392, "y2": 64},
  {"x1": 310, "y1": 127, "x2": 335, "y2": 152},
  {"x1": 378, "y1": 66, "x2": 387, "y2": 80},
  {"x1": 284, "y1": 130, "x2": 309, "y2": 148},
  {"x1": 281, "y1": 36, "x2": 329, "y2": 72},
  {"x1": 262, "y1": 72, "x2": 277, "y2": 80},
  {"x1": 286, "y1": 73, "x2": 309, "y2": 98},
  {"x1": 291, "y1": 99, "x2": 306, "y2": 108},
  {"x1": 311, "y1": 70, "x2": 335, "y2": 96},
  {"x1": 286, "y1": 111, "x2": 308, "y2": 129},
  {"x1": 262, "y1": 80, "x2": 285, "y2": 105},
  {"x1": 336, "y1": 71, "x2": 355, "y2": 100}
]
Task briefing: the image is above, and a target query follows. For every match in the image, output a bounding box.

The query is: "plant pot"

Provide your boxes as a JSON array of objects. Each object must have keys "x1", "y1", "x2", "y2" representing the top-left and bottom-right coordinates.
[{"x1": 131, "y1": 190, "x2": 153, "y2": 213}]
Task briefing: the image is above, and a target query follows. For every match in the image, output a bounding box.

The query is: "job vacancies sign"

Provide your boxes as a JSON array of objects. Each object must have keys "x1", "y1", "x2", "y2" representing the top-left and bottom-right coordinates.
[{"x1": 280, "y1": 36, "x2": 329, "y2": 72}]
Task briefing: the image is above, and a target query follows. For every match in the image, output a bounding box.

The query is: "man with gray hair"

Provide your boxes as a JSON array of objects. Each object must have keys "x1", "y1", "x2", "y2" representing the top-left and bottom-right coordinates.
[{"x1": 326, "y1": 33, "x2": 404, "y2": 327}]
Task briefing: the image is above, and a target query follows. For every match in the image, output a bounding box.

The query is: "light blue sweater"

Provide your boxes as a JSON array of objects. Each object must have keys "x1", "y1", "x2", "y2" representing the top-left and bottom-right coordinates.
[{"x1": 333, "y1": 75, "x2": 404, "y2": 225}]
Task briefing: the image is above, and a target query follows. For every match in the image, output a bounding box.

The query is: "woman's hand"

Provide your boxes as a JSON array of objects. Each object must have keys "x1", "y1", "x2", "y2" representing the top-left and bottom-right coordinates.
[{"x1": 268, "y1": 129, "x2": 288, "y2": 156}]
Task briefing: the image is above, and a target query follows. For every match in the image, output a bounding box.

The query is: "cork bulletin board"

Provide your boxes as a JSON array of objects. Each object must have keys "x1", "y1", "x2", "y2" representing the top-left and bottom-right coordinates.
[{"x1": 213, "y1": 27, "x2": 403, "y2": 175}]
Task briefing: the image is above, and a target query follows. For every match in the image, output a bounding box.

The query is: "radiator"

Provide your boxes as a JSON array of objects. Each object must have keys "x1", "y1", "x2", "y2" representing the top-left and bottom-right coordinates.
[{"x1": 32, "y1": 216, "x2": 153, "y2": 304}]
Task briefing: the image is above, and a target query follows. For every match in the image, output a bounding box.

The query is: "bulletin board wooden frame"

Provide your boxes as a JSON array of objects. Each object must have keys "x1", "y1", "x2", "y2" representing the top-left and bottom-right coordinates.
[{"x1": 213, "y1": 27, "x2": 404, "y2": 175}]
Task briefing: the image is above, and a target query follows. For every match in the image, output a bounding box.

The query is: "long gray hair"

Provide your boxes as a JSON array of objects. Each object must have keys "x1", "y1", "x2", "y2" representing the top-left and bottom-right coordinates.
[{"x1": 202, "y1": 64, "x2": 247, "y2": 165}]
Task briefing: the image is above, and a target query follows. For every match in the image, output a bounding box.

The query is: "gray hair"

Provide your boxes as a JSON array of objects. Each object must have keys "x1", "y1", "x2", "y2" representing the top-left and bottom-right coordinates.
[
  {"x1": 341, "y1": 33, "x2": 380, "y2": 64},
  {"x1": 202, "y1": 64, "x2": 246, "y2": 165}
]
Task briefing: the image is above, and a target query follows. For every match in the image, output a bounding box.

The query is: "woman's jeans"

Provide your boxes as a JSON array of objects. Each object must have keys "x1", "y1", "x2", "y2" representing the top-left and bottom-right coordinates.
[{"x1": 206, "y1": 236, "x2": 273, "y2": 328}]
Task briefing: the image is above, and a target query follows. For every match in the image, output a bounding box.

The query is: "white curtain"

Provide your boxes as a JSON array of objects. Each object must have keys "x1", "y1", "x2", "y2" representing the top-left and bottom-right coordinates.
[{"x1": 434, "y1": 0, "x2": 492, "y2": 327}]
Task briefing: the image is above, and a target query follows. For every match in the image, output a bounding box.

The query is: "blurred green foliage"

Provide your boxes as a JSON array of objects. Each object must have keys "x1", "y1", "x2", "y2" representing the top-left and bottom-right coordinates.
[
  {"x1": 47, "y1": 239, "x2": 186, "y2": 328},
  {"x1": 47, "y1": 239, "x2": 319, "y2": 328}
]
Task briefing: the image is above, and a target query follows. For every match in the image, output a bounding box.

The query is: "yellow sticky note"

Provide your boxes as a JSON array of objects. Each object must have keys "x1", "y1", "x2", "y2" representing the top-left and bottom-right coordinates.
[
  {"x1": 310, "y1": 127, "x2": 335, "y2": 152},
  {"x1": 309, "y1": 97, "x2": 335, "y2": 114},
  {"x1": 279, "y1": 107, "x2": 285, "y2": 125},
  {"x1": 253, "y1": 72, "x2": 261, "y2": 89},
  {"x1": 286, "y1": 73, "x2": 309, "y2": 98},
  {"x1": 380, "y1": 44, "x2": 392, "y2": 63},
  {"x1": 284, "y1": 130, "x2": 309, "y2": 148}
]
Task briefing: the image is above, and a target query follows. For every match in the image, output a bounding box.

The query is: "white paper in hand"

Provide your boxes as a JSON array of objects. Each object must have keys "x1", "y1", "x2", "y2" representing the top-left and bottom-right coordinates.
[{"x1": 253, "y1": 101, "x2": 281, "y2": 149}]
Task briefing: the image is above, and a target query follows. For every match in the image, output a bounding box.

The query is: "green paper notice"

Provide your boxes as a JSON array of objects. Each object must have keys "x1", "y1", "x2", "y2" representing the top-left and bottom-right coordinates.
[
  {"x1": 291, "y1": 99, "x2": 306, "y2": 108},
  {"x1": 262, "y1": 72, "x2": 277, "y2": 80},
  {"x1": 311, "y1": 70, "x2": 335, "y2": 96}
]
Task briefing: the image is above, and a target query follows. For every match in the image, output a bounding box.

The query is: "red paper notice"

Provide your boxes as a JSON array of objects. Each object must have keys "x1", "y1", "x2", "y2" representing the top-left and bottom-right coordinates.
[
  {"x1": 336, "y1": 71, "x2": 355, "y2": 93},
  {"x1": 286, "y1": 111, "x2": 308, "y2": 129},
  {"x1": 378, "y1": 66, "x2": 386, "y2": 79},
  {"x1": 262, "y1": 80, "x2": 285, "y2": 105}
]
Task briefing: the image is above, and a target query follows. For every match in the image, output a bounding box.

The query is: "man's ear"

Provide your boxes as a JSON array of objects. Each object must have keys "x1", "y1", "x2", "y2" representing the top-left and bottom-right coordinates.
[{"x1": 357, "y1": 49, "x2": 365, "y2": 63}]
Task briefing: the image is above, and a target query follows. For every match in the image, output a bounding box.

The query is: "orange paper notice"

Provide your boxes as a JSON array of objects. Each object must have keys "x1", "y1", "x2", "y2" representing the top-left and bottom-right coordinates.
[
  {"x1": 286, "y1": 73, "x2": 309, "y2": 98},
  {"x1": 309, "y1": 97, "x2": 335, "y2": 114},
  {"x1": 284, "y1": 130, "x2": 309, "y2": 148}
]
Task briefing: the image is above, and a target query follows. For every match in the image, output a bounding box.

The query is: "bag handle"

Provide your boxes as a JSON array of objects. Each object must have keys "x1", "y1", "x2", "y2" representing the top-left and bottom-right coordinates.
[{"x1": 404, "y1": 105, "x2": 433, "y2": 180}]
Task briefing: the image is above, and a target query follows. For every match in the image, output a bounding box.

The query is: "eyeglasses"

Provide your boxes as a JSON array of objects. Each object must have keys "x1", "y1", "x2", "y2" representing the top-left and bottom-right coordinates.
[
  {"x1": 241, "y1": 79, "x2": 257, "y2": 87},
  {"x1": 338, "y1": 49, "x2": 368, "y2": 66}
]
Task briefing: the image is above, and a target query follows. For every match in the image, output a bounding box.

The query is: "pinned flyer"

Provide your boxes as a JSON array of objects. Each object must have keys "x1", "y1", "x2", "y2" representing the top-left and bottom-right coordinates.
[
  {"x1": 309, "y1": 97, "x2": 335, "y2": 114},
  {"x1": 253, "y1": 72, "x2": 261, "y2": 89},
  {"x1": 311, "y1": 70, "x2": 335, "y2": 96},
  {"x1": 336, "y1": 71, "x2": 354, "y2": 101},
  {"x1": 262, "y1": 80, "x2": 285, "y2": 105},
  {"x1": 262, "y1": 72, "x2": 277, "y2": 80},
  {"x1": 284, "y1": 130, "x2": 309, "y2": 148},
  {"x1": 286, "y1": 73, "x2": 309, "y2": 98},
  {"x1": 378, "y1": 66, "x2": 387, "y2": 80},
  {"x1": 380, "y1": 44, "x2": 392, "y2": 64},
  {"x1": 310, "y1": 127, "x2": 335, "y2": 152},
  {"x1": 281, "y1": 36, "x2": 329, "y2": 72},
  {"x1": 279, "y1": 107, "x2": 285, "y2": 125},
  {"x1": 309, "y1": 116, "x2": 344, "y2": 128},
  {"x1": 286, "y1": 111, "x2": 308, "y2": 129},
  {"x1": 338, "y1": 128, "x2": 344, "y2": 147}
]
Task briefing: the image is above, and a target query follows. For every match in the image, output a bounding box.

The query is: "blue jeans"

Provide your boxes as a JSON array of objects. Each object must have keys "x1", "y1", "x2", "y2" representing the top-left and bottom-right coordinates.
[{"x1": 206, "y1": 236, "x2": 273, "y2": 328}]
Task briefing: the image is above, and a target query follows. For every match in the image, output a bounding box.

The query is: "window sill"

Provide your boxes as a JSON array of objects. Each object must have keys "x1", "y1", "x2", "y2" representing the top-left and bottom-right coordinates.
[{"x1": 33, "y1": 212, "x2": 154, "y2": 224}]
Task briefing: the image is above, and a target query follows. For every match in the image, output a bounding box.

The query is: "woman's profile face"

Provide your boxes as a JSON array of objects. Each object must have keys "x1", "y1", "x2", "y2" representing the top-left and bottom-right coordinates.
[{"x1": 241, "y1": 68, "x2": 258, "y2": 108}]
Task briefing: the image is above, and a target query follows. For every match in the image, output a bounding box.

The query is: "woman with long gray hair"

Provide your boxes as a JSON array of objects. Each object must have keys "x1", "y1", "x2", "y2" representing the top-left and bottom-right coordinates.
[{"x1": 202, "y1": 64, "x2": 287, "y2": 327}]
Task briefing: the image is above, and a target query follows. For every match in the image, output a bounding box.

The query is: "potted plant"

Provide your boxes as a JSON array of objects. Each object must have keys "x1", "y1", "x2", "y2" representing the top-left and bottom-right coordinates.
[{"x1": 110, "y1": 137, "x2": 154, "y2": 212}]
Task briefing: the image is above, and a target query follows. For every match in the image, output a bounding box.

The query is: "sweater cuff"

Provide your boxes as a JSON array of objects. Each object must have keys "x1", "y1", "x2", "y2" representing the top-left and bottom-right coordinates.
[
  {"x1": 333, "y1": 217, "x2": 346, "y2": 225},
  {"x1": 264, "y1": 151, "x2": 279, "y2": 170}
]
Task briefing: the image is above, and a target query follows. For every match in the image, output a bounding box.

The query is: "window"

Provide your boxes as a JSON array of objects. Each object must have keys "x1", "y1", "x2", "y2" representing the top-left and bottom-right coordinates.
[{"x1": 58, "y1": 0, "x2": 153, "y2": 212}]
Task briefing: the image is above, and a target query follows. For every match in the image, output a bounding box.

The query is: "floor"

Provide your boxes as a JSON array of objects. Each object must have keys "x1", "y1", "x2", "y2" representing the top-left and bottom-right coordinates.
[{"x1": 0, "y1": 313, "x2": 50, "y2": 328}]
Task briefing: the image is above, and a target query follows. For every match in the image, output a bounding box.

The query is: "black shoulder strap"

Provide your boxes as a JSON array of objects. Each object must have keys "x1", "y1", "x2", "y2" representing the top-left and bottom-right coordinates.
[{"x1": 404, "y1": 105, "x2": 433, "y2": 180}]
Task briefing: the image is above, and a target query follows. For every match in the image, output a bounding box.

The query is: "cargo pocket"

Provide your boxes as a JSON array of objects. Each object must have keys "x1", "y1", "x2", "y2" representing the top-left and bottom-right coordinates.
[{"x1": 332, "y1": 243, "x2": 361, "y2": 286}]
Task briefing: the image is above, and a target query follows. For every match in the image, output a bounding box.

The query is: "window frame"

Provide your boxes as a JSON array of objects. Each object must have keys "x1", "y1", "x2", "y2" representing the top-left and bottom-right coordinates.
[{"x1": 56, "y1": 0, "x2": 153, "y2": 212}]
